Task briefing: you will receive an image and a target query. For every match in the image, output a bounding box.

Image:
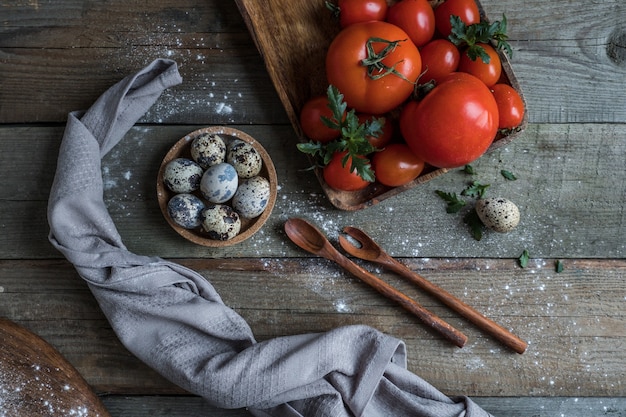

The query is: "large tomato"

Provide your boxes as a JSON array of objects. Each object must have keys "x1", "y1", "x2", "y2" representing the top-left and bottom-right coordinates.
[
  {"x1": 333, "y1": 0, "x2": 388, "y2": 27},
  {"x1": 299, "y1": 95, "x2": 343, "y2": 143},
  {"x1": 418, "y1": 39, "x2": 460, "y2": 84},
  {"x1": 372, "y1": 143, "x2": 425, "y2": 186},
  {"x1": 400, "y1": 72, "x2": 499, "y2": 168},
  {"x1": 386, "y1": 0, "x2": 435, "y2": 48},
  {"x1": 434, "y1": 0, "x2": 480, "y2": 38},
  {"x1": 326, "y1": 21, "x2": 422, "y2": 115},
  {"x1": 323, "y1": 151, "x2": 371, "y2": 191},
  {"x1": 491, "y1": 83, "x2": 525, "y2": 129},
  {"x1": 458, "y1": 43, "x2": 502, "y2": 87}
]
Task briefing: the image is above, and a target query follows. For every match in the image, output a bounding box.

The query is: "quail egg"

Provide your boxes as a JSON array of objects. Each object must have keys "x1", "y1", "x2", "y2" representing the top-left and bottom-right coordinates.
[
  {"x1": 200, "y1": 162, "x2": 238, "y2": 204},
  {"x1": 167, "y1": 193, "x2": 206, "y2": 229},
  {"x1": 475, "y1": 197, "x2": 521, "y2": 233},
  {"x1": 191, "y1": 133, "x2": 226, "y2": 169},
  {"x1": 163, "y1": 158, "x2": 204, "y2": 193},
  {"x1": 226, "y1": 139, "x2": 263, "y2": 179},
  {"x1": 202, "y1": 204, "x2": 241, "y2": 240},
  {"x1": 232, "y1": 176, "x2": 271, "y2": 218}
]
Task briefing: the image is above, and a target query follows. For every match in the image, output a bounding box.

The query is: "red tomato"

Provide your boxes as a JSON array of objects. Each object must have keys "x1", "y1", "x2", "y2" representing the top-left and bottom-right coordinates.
[
  {"x1": 458, "y1": 43, "x2": 502, "y2": 87},
  {"x1": 323, "y1": 151, "x2": 371, "y2": 191},
  {"x1": 299, "y1": 95, "x2": 343, "y2": 143},
  {"x1": 434, "y1": 0, "x2": 480, "y2": 38},
  {"x1": 386, "y1": 0, "x2": 435, "y2": 47},
  {"x1": 326, "y1": 21, "x2": 422, "y2": 114},
  {"x1": 418, "y1": 39, "x2": 460, "y2": 84},
  {"x1": 400, "y1": 72, "x2": 499, "y2": 168},
  {"x1": 334, "y1": 0, "x2": 388, "y2": 27},
  {"x1": 357, "y1": 113, "x2": 394, "y2": 148},
  {"x1": 372, "y1": 143, "x2": 425, "y2": 186},
  {"x1": 491, "y1": 83, "x2": 525, "y2": 129}
]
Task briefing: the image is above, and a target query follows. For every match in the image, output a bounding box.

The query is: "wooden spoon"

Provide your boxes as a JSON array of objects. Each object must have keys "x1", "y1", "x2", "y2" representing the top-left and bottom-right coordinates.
[
  {"x1": 0, "y1": 318, "x2": 111, "y2": 416},
  {"x1": 284, "y1": 218, "x2": 468, "y2": 348},
  {"x1": 338, "y1": 226, "x2": 528, "y2": 354}
]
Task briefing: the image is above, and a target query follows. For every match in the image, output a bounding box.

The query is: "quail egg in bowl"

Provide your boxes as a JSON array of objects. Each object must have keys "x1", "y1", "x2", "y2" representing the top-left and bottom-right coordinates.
[{"x1": 157, "y1": 126, "x2": 277, "y2": 247}]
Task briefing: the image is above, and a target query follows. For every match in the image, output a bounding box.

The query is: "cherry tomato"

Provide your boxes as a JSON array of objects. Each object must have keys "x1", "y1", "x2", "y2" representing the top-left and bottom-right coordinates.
[
  {"x1": 418, "y1": 39, "x2": 460, "y2": 84},
  {"x1": 458, "y1": 43, "x2": 502, "y2": 87},
  {"x1": 491, "y1": 83, "x2": 525, "y2": 129},
  {"x1": 434, "y1": 0, "x2": 480, "y2": 38},
  {"x1": 357, "y1": 113, "x2": 393, "y2": 148},
  {"x1": 386, "y1": 0, "x2": 435, "y2": 48},
  {"x1": 299, "y1": 95, "x2": 343, "y2": 143},
  {"x1": 326, "y1": 21, "x2": 422, "y2": 114},
  {"x1": 323, "y1": 151, "x2": 371, "y2": 191},
  {"x1": 333, "y1": 0, "x2": 388, "y2": 28},
  {"x1": 400, "y1": 72, "x2": 499, "y2": 168},
  {"x1": 372, "y1": 143, "x2": 425, "y2": 187}
]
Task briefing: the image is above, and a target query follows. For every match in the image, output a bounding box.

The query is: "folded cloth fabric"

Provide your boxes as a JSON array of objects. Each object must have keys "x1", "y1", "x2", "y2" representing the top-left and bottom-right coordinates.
[{"x1": 47, "y1": 58, "x2": 494, "y2": 417}]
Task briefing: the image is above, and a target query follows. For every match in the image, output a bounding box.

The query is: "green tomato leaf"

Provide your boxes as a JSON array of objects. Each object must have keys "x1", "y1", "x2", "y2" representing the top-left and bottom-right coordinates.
[
  {"x1": 436, "y1": 190, "x2": 467, "y2": 214},
  {"x1": 518, "y1": 249, "x2": 530, "y2": 268},
  {"x1": 464, "y1": 209, "x2": 484, "y2": 241},
  {"x1": 462, "y1": 181, "x2": 490, "y2": 199},
  {"x1": 501, "y1": 169, "x2": 518, "y2": 180}
]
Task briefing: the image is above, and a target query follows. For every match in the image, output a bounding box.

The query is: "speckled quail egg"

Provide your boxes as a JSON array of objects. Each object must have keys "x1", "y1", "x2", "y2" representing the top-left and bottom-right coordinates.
[
  {"x1": 191, "y1": 133, "x2": 226, "y2": 169},
  {"x1": 475, "y1": 197, "x2": 521, "y2": 233},
  {"x1": 200, "y1": 162, "x2": 238, "y2": 204},
  {"x1": 232, "y1": 175, "x2": 271, "y2": 218},
  {"x1": 163, "y1": 158, "x2": 204, "y2": 193},
  {"x1": 226, "y1": 139, "x2": 263, "y2": 179},
  {"x1": 167, "y1": 193, "x2": 206, "y2": 229},
  {"x1": 202, "y1": 204, "x2": 241, "y2": 240}
]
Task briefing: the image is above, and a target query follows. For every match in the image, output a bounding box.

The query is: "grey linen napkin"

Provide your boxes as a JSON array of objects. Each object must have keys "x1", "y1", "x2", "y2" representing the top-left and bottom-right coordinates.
[{"x1": 47, "y1": 58, "x2": 494, "y2": 417}]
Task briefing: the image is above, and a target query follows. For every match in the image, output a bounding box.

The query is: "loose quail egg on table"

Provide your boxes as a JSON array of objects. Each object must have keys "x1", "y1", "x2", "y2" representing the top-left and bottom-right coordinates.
[
  {"x1": 157, "y1": 126, "x2": 277, "y2": 247},
  {"x1": 475, "y1": 197, "x2": 521, "y2": 233}
]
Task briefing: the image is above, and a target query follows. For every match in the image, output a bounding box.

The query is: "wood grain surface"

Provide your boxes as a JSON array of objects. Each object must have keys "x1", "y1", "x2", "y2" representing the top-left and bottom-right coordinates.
[{"x1": 1, "y1": 0, "x2": 625, "y2": 416}]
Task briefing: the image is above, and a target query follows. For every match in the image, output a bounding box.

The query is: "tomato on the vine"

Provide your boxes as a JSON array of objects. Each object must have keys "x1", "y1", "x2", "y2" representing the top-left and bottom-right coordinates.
[
  {"x1": 328, "y1": 0, "x2": 388, "y2": 28},
  {"x1": 400, "y1": 72, "x2": 499, "y2": 168},
  {"x1": 326, "y1": 21, "x2": 422, "y2": 115},
  {"x1": 434, "y1": 0, "x2": 480, "y2": 38},
  {"x1": 357, "y1": 113, "x2": 393, "y2": 148},
  {"x1": 418, "y1": 39, "x2": 460, "y2": 84},
  {"x1": 386, "y1": 0, "x2": 435, "y2": 48},
  {"x1": 458, "y1": 43, "x2": 502, "y2": 87},
  {"x1": 491, "y1": 83, "x2": 524, "y2": 129},
  {"x1": 372, "y1": 143, "x2": 425, "y2": 187},
  {"x1": 323, "y1": 151, "x2": 371, "y2": 191}
]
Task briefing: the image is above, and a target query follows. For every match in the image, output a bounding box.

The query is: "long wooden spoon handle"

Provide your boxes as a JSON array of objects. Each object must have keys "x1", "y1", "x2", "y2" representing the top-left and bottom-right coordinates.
[
  {"x1": 387, "y1": 260, "x2": 527, "y2": 354},
  {"x1": 334, "y1": 253, "x2": 468, "y2": 348}
]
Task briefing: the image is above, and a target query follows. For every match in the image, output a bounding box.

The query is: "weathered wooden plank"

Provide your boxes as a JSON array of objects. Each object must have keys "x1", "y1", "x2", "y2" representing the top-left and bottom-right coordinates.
[
  {"x1": 99, "y1": 395, "x2": 626, "y2": 417},
  {"x1": 1, "y1": 0, "x2": 626, "y2": 124},
  {"x1": 1, "y1": 123, "x2": 623, "y2": 259},
  {"x1": 1, "y1": 258, "x2": 624, "y2": 397}
]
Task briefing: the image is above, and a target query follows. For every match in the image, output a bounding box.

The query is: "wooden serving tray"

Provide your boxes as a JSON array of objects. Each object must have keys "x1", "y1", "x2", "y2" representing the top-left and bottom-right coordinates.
[{"x1": 235, "y1": 0, "x2": 527, "y2": 210}]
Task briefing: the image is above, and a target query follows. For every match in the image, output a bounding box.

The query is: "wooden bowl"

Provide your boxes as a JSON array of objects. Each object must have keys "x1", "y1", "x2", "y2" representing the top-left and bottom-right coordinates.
[
  {"x1": 235, "y1": 0, "x2": 527, "y2": 210},
  {"x1": 157, "y1": 127, "x2": 277, "y2": 247}
]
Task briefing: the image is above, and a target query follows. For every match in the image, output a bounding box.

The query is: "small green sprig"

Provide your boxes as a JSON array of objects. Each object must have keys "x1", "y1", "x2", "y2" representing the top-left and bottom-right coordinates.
[
  {"x1": 435, "y1": 190, "x2": 466, "y2": 213},
  {"x1": 297, "y1": 85, "x2": 381, "y2": 182},
  {"x1": 518, "y1": 249, "x2": 530, "y2": 268},
  {"x1": 449, "y1": 14, "x2": 512, "y2": 63}
]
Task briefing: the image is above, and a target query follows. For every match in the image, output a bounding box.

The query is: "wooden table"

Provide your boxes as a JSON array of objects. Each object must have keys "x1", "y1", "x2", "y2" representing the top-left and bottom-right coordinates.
[{"x1": 1, "y1": 1, "x2": 625, "y2": 415}]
